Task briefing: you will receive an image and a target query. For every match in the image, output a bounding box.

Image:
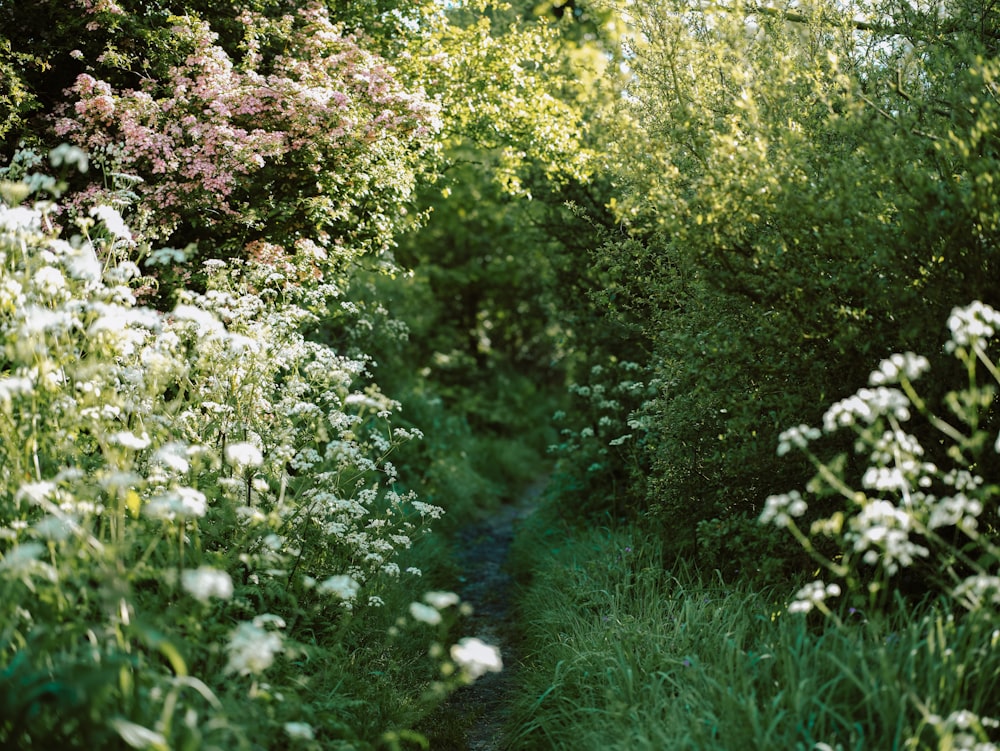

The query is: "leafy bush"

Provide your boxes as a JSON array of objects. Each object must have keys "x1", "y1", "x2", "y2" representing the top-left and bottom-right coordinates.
[
  {"x1": 50, "y1": 3, "x2": 439, "y2": 292},
  {"x1": 581, "y1": 0, "x2": 1000, "y2": 564},
  {"x1": 762, "y1": 301, "x2": 1000, "y2": 613},
  {"x1": 547, "y1": 359, "x2": 655, "y2": 520},
  {"x1": 0, "y1": 158, "x2": 496, "y2": 748}
]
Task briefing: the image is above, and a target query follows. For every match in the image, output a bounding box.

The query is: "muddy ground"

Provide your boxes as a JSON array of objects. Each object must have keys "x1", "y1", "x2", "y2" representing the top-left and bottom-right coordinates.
[{"x1": 437, "y1": 477, "x2": 546, "y2": 750}]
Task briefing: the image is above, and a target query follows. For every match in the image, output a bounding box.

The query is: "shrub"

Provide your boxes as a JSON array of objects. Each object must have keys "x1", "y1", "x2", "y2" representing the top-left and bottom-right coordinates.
[
  {"x1": 0, "y1": 156, "x2": 489, "y2": 749},
  {"x1": 761, "y1": 301, "x2": 1000, "y2": 613}
]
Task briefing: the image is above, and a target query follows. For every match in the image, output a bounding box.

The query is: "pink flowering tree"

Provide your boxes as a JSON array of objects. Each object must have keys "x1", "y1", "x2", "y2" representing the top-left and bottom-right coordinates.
[{"x1": 53, "y1": 2, "x2": 440, "y2": 302}]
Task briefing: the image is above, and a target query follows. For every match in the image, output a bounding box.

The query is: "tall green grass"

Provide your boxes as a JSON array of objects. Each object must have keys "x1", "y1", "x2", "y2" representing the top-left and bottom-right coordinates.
[{"x1": 508, "y1": 521, "x2": 1000, "y2": 750}]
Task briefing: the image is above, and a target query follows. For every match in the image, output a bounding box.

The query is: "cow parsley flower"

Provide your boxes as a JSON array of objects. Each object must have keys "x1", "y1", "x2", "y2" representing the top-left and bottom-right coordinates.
[
  {"x1": 146, "y1": 486, "x2": 207, "y2": 519},
  {"x1": 152, "y1": 442, "x2": 190, "y2": 474},
  {"x1": 424, "y1": 591, "x2": 460, "y2": 609},
  {"x1": 868, "y1": 352, "x2": 930, "y2": 385},
  {"x1": 225, "y1": 619, "x2": 284, "y2": 676},
  {"x1": 109, "y1": 430, "x2": 151, "y2": 450},
  {"x1": 409, "y1": 602, "x2": 442, "y2": 625},
  {"x1": 945, "y1": 301, "x2": 1000, "y2": 353},
  {"x1": 777, "y1": 424, "x2": 821, "y2": 456},
  {"x1": 181, "y1": 566, "x2": 234, "y2": 602},
  {"x1": 450, "y1": 637, "x2": 503, "y2": 681},
  {"x1": 224, "y1": 441, "x2": 264, "y2": 468},
  {"x1": 822, "y1": 387, "x2": 911, "y2": 432},
  {"x1": 90, "y1": 204, "x2": 133, "y2": 242},
  {"x1": 318, "y1": 574, "x2": 360, "y2": 601},
  {"x1": 284, "y1": 722, "x2": 315, "y2": 741},
  {"x1": 32, "y1": 266, "x2": 67, "y2": 298},
  {"x1": 847, "y1": 499, "x2": 928, "y2": 574},
  {"x1": 788, "y1": 580, "x2": 841, "y2": 614},
  {"x1": 759, "y1": 490, "x2": 808, "y2": 527}
]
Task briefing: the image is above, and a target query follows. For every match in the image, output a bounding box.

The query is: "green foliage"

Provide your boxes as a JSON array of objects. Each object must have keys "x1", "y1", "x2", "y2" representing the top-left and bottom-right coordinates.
[
  {"x1": 0, "y1": 151, "x2": 488, "y2": 749},
  {"x1": 510, "y1": 523, "x2": 1000, "y2": 750},
  {"x1": 547, "y1": 359, "x2": 655, "y2": 520},
  {"x1": 761, "y1": 302, "x2": 1000, "y2": 613},
  {"x1": 564, "y1": 0, "x2": 1000, "y2": 562}
]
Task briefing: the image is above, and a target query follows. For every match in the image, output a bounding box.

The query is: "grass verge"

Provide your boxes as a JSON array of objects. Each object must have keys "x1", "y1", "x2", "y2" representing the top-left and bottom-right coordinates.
[{"x1": 507, "y1": 518, "x2": 1000, "y2": 750}]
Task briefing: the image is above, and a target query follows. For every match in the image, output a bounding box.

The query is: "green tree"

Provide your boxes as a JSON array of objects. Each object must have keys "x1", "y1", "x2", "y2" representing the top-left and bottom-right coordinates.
[{"x1": 595, "y1": 0, "x2": 1000, "y2": 575}]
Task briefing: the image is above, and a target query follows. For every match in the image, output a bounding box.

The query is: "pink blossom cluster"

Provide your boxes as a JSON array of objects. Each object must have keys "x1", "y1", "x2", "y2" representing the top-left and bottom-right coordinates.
[
  {"x1": 74, "y1": 0, "x2": 125, "y2": 16},
  {"x1": 55, "y1": 3, "x2": 440, "y2": 248}
]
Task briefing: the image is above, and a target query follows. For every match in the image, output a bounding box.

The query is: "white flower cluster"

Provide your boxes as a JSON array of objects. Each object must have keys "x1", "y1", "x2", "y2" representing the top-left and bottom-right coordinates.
[
  {"x1": 868, "y1": 352, "x2": 930, "y2": 386},
  {"x1": 847, "y1": 498, "x2": 928, "y2": 574},
  {"x1": 450, "y1": 636, "x2": 503, "y2": 681},
  {"x1": 0, "y1": 162, "x2": 443, "y2": 717},
  {"x1": 924, "y1": 708, "x2": 1000, "y2": 751},
  {"x1": 952, "y1": 575, "x2": 1000, "y2": 610},
  {"x1": 318, "y1": 574, "x2": 360, "y2": 602},
  {"x1": 861, "y1": 430, "x2": 935, "y2": 494},
  {"x1": 945, "y1": 300, "x2": 1000, "y2": 353},
  {"x1": 776, "y1": 424, "x2": 821, "y2": 456},
  {"x1": 788, "y1": 580, "x2": 841, "y2": 614},
  {"x1": 181, "y1": 566, "x2": 234, "y2": 602},
  {"x1": 822, "y1": 387, "x2": 911, "y2": 432},
  {"x1": 764, "y1": 299, "x2": 1000, "y2": 626},
  {"x1": 759, "y1": 490, "x2": 808, "y2": 528},
  {"x1": 225, "y1": 615, "x2": 285, "y2": 676},
  {"x1": 409, "y1": 590, "x2": 461, "y2": 625}
]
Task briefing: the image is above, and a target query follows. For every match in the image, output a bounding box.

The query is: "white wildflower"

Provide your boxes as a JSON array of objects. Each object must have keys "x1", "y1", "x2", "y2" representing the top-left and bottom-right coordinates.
[
  {"x1": 777, "y1": 424, "x2": 821, "y2": 456},
  {"x1": 847, "y1": 499, "x2": 928, "y2": 574},
  {"x1": 0, "y1": 205, "x2": 40, "y2": 232},
  {"x1": 152, "y1": 443, "x2": 190, "y2": 474},
  {"x1": 284, "y1": 722, "x2": 315, "y2": 741},
  {"x1": 450, "y1": 637, "x2": 503, "y2": 681},
  {"x1": 868, "y1": 352, "x2": 930, "y2": 385},
  {"x1": 147, "y1": 246, "x2": 187, "y2": 265},
  {"x1": 172, "y1": 303, "x2": 224, "y2": 336},
  {"x1": 49, "y1": 143, "x2": 89, "y2": 172},
  {"x1": 953, "y1": 575, "x2": 1000, "y2": 609},
  {"x1": 410, "y1": 501, "x2": 445, "y2": 520},
  {"x1": 146, "y1": 486, "x2": 207, "y2": 519},
  {"x1": 861, "y1": 466, "x2": 910, "y2": 493},
  {"x1": 14, "y1": 481, "x2": 56, "y2": 508},
  {"x1": 224, "y1": 442, "x2": 264, "y2": 469},
  {"x1": 109, "y1": 430, "x2": 151, "y2": 450},
  {"x1": 424, "y1": 591, "x2": 461, "y2": 609},
  {"x1": 945, "y1": 301, "x2": 1000, "y2": 353},
  {"x1": 318, "y1": 574, "x2": 360, "y2": 601},
  {"x1": 759, "y1": 490, "x2": 808, "y2": 527},
  {"x1": 32, "y1": 266, "x2": 66, "y2": 298},
  {"x1": 823, "y1": 387, "x2": 911, "y2": 432},
  {"x1": 410, "y1": 602, "x2": 442, "y2": 625},
  {"x1": 928, "y1": 493, "x2": 984, "y2": 531},
  {"x1": 788, "y1": 580, "x2": 841, "y2": 614},
  {"x1": 90, "y1": 205, "x2": 132, "y2": 242},
  {"x1": 344, "y1": 393, "x2": 384, "y2": 410},
  {"x1": 0, "y1": 376, "x2": 34, "y2": 407},
  {"x1": 56, "y1": 239, "x2": 102, "y2": 283},
  {"x1": 0, "y1": 278, "x2": 23, "y2": 309},
  {"x1": 181, "y1": 566, "x2": 234, "y2": 602},
  {"x1": 225, "y1": 619, "x2": 283, "y2": 676}
]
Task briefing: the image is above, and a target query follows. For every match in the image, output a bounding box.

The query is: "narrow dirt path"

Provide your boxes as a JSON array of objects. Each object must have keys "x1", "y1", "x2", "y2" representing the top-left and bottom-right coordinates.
[{"x1": 445, "y1": 476, "x2": 547, "y2": 750}]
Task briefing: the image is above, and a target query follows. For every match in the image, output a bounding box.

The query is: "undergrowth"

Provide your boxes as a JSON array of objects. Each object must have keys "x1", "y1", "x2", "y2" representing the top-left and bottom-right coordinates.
[{"x1": 508, "y1": 520, "x2": 1000, "y2": 750}]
